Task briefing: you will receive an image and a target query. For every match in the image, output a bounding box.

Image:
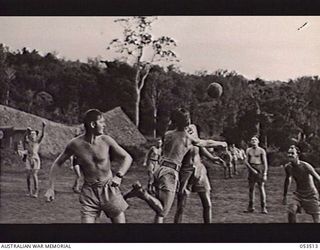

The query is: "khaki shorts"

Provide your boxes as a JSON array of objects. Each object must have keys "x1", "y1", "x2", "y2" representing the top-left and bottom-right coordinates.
[
  {"x1": 288, "y1": 191, "x2": 320, "y2": 215},
  {"x1": 80, "y1": 179, "x2": 128, "y2": 219},
  {"x1": 26, "y1": 156, "x2": 40, "y2": 170},
  {"x1": 248, "y1": 164, "x2": 265, "y2": 184},
  {"x1": 179, "y1": 163, "x2": 211, "y2": 194},
  {"x1": 153, "y1": 165, "x2": 179, "y2": 193}
]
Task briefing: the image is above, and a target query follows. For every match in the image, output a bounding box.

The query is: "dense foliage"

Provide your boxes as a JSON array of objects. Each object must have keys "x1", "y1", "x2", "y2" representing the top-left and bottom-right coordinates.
[{"x1": 1, "y1": 43, "x2": 320, "y2": 166}]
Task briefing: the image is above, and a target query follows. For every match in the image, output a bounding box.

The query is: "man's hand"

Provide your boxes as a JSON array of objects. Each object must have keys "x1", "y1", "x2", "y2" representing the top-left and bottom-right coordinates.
[
  {"x1": 218, "y1": 158, "x2": 225, "y2": 165},
  {"x1": 111, "y1": 176, "x2": 122, "y2": 187},
  {"x1": 282, "y1": 196, "x2": 287, "y2": 205},
  {"x1": 45, "y1": 188, "x2": 55, "y2": 202},
  {"x1": 221, "y1": 142, "x2": 228, "y2": 148},
  {"x1": 262, "y1": 173, "x2": 267, "y2": 182}
]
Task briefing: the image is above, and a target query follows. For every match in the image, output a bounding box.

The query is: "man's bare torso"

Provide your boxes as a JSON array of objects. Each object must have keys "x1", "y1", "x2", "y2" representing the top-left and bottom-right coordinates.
[
  {"x1": 286, "y1": 161, "x2": 318, "y2": 195},
  {"x1": 163, "y1": 130, "x2": 192, "y2": 164},
  {"x1": 70, "y1": 135, "x2": 113, "y2": 184},
  {"x1": 247, "y1": 146, "x2": 264, "y2": 165}
]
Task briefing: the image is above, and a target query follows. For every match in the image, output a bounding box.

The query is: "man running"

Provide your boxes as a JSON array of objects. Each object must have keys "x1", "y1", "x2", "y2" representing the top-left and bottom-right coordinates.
[
  {"x1": 142, "y1": 138, "x2": 162, "y2": 194},
  {"x1": 283, "y1": 145, "x2": 320, "y2": 223},
  {"x1": 23, "y1": 121, "x2": 46, "y2": 198},
  {"x1": 45, "y1": 109, "x2": 132, "y2": 223},
  {"x1": 174, "y1": 124, "x2": 225, "y2": 223},
  {"x1": 124, "y1": 108, "x2": 227, "y2": 223},
  {"x1": 245, "y1": 136, "x2": 268, "y2": 214}
]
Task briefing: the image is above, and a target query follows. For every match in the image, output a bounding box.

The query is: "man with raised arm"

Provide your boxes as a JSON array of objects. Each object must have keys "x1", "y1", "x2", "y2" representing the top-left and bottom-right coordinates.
[
  {"x1": 124, "y1": 108, "x2": 227, "y2": 223},
  {"x1": 23, "y1": 121, "x2": 46, "y2": 198}
]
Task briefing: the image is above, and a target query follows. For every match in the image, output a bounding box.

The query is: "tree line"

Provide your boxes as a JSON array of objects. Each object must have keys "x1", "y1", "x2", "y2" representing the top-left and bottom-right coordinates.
[{"x1": 1, "y1": 41, "x2": 320, "y2": 166}]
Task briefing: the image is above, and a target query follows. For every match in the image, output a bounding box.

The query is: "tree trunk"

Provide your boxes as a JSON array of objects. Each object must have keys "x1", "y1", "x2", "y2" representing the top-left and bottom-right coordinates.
[
  {"x1": 153, "y1": 104, "x2": 157, "y2": 138},
  {"x1": 4, "y1": 82, "x2": 9, "y2": 105},
  {"x1": 135, "y1": 86, "x2": 140, "y2": 128}
]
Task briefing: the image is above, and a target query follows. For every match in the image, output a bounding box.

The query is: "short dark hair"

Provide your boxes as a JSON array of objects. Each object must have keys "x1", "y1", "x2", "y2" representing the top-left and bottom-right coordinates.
[
  {"x1": 289, "y1": 145, "x2": 300, "y2": 155},
  {"x1": 170, "y1": 108, "x2": 190, "y2": 130},
  {"x1": 83, "y1": 109, "x2": 103, "y2": 130}
]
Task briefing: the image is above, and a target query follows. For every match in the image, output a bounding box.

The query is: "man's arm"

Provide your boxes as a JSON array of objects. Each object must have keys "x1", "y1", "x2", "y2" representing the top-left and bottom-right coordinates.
[
  {"x1": 283, "y1": 165, "x2": 292, "y2": 205},
  {"x1": 200, "y1": 147, "x2": 224, "y2": 165},
  {"x1": 186, "y1": 132, "x2": 227, "y2": 148},
  {"x1": 38, "y1": 121, "x2": 46, "y2": 143},
  {"x1": 261, "y1": 148, "x2": 268, "y2": 180},
  {"x1": 45, "y1": 143, "x2": 73, "y2": 201},
  {"x1": 305, "y1": 163, "x2": 320, "y2": 184},
  {"x1": 106, "y1": 136, "x2": 133, "y2": 186}
]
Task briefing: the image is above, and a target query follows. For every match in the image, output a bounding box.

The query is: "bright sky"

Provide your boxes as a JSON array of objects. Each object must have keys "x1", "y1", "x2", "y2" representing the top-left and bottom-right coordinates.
[{"x1": 1, "y1": 16, "x2": 319, "y2": 81}]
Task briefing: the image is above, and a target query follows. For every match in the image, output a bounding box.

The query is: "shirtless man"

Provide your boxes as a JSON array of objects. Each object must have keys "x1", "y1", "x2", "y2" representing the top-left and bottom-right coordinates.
[
  {"x1": 174, "y1": 124, "x2": 225, "y2": 223},
  {"x1": 124, "y1": 108, "x2": 227, "y2": 223},
  {"x1": 245, "y1": 136, "x2": 268, "y2": 214},
  {"x1": 23, "y1": 121, "x2": 46, "y2": 198},
  {"x1": 142, "y1": 138, "x2": 162, "y2": 194},
  {"x1": 45, "y1": 109, "x2": 132, "y2": 223},
  {"x1": 283, "y1": 145, "x2": 320, "y2": 223},
  {"x1": 229, "y1": 144, "x2": 241, "y2": 175}
]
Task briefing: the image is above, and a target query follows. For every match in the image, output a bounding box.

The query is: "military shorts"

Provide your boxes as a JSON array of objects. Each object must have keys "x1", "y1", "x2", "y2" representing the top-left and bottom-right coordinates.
[{"x1": 80, "y1": 179, "x2": 128, "y2": 219}]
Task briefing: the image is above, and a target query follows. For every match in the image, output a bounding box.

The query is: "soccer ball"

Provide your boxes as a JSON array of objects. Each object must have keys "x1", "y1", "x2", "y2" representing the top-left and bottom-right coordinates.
[{"x1": 207, "y1": 82, "x2": 223, "y2": 98}]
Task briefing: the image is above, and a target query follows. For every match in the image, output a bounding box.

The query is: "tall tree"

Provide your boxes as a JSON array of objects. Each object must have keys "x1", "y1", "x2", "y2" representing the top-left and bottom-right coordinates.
[{"x1": 107, "y1": 16, "x2": 179, "y2": 128}]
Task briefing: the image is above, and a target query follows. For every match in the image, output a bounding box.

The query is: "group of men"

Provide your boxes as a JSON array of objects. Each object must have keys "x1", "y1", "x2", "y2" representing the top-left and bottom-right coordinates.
[{"x1": 18, "y1": 108, "x2": 320, "y2": 223}]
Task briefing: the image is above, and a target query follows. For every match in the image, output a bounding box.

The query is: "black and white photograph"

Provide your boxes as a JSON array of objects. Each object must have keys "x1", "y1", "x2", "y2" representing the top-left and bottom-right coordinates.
[{"x1": 0, "y1": 15, "x2": 320, "y2": 242}]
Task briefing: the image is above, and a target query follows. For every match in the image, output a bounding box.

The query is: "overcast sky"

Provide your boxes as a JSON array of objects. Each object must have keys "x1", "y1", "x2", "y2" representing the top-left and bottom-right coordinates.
[{"x1": 1, "y1": 16, "x2": 319, "y2": 81}]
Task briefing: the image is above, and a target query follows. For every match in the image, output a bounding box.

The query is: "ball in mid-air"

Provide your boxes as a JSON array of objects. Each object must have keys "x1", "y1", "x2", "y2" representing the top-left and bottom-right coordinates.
[{"x1": 207, "y1": 82, "x2": 223, "y2": 98}]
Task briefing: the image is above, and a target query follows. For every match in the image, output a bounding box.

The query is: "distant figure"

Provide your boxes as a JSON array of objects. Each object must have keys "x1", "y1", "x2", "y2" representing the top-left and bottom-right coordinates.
[
  {"x1": 283, "y1": 145, "x2": 320, "y2": 223},
  {"x1": 70, "y1": 128, "x2": 83, "y2": 194},
  {"x1": 23, "y1": 121, "x2": 46, "y2": 198},
  {"x1": 45, "y1": 109, "x2": 133, "y2": 223},
  {"x1": 142, "y1": 138, "x2": 162, "y2": 194},
  {"x1": 229, "y1": 144, "x2": 242, "y2": 175},
  {"x1": 244, "y1": 136, "x2": 268, "y2": 214},
  {"x1": 216, "y1": 146, "x2": 233, "y2": 179},
  {"x1": 70, "y1": 155, "x2": 82, "y2": 194}
]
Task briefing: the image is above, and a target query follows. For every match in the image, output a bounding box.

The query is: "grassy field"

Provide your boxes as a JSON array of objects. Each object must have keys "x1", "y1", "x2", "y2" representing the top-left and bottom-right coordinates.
[{"x1": 0, "y1": 149, "x2": 314, "y2": 224}]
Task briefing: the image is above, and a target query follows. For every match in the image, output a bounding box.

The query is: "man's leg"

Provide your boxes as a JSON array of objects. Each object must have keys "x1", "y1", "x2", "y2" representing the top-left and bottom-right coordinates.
[
  {"x1": 154, "y1": 189, "x2": 175, "y2": 223},
  {"x1": 312, "y1": 214, "x2": 320, "y2": 223},
  {"x1": 258, "y1": 182, "x2": 267, "y2": 214},
  {"x1": 111, "y1": 212, "x2": 126, "y2": 223},
  {"x1": 81, "y1": 215, "x2": 98, "y2": 223},
  {"x1": 26, "y1": 169, "x2": 32, "y2": 196},
  {"x1": 31, "y1": 169, "x2": 39, "y2": 198},
  {"x1": 174, "y1": 192, "x2": 188, "y2": 223},
  {"x1": 198, "y1": 191, "x2": 212, "y2": 223},
  {"x1": 288, "y1": 204, "x2": 298, "y2": 223},
  {"x1": 245, "y1": 181, "x2": 255, "y2": 212},
  {"x1": 233, "y1": 159, "x2": 238, "y2": 175},
  {"x1": 124, "y1": 181, "x2": 164, "y2": 215}
]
